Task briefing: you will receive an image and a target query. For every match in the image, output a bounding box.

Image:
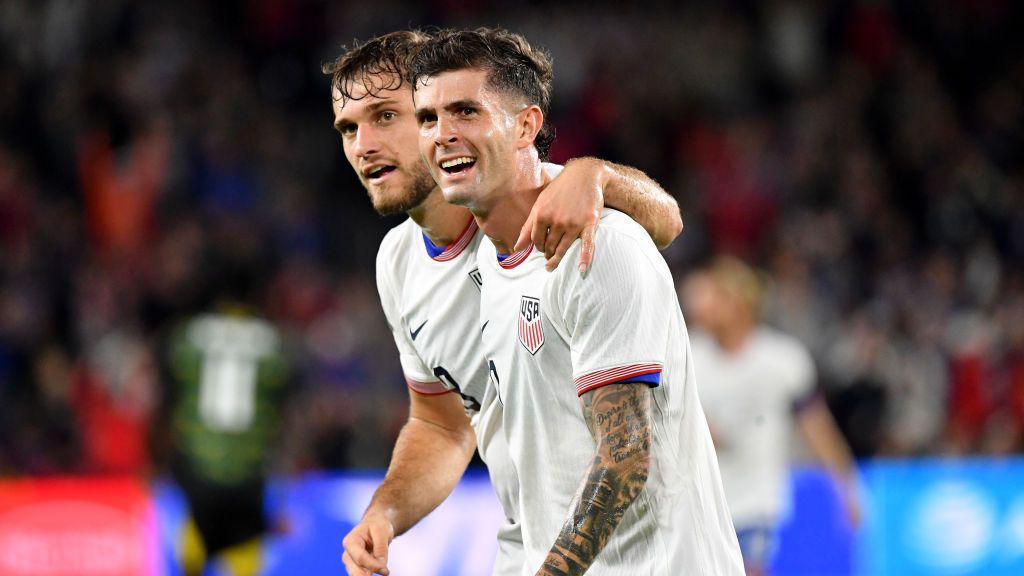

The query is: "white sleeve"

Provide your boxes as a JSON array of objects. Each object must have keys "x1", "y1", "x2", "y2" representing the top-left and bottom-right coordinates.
[
  {"x1": 375, "y1": 242, "x2": 448, "y2": 396},
  {"x1": 787, "y1": 340, "x2": 818, "y2": 411},
  {"x1": 552, "y1": 230, "x2": 669, "y2": 396}
]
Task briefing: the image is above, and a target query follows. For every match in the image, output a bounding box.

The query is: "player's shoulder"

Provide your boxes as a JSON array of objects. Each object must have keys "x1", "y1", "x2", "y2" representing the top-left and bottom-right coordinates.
[
  {"x1": 377, "y1": 217, "x2": 418, "y2": 262},
  {"x1": 590, "y1": 208, "x2": 663, "y2": 267},
  {"x1": 376, "y1": 217, "x2": 423, "y2": 284},
  {"x1": 755, "y1": 327, "x2": 816, "y2": 394},
  {"x1": 753, "y1": 326, "x2": 813, "y2": 366},
  {"x1": 553, "y1": 209, "x2": 655, "y2": 267},
  {"x1": 548, "y1": 209, "x2": 668, "y2": 293},
  {"x1": 598, "y1": 208, "x2": 654, "y2": 240},
  {"x1": 372, "y1": 221, "x2": 412, "y2": 311},
  {"x1": 586, "y1": 209, "x2": 662, "y2": 264}
]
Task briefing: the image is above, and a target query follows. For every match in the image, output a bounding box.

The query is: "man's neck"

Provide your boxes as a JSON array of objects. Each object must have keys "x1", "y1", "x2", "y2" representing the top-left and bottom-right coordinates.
[
  {"x1": 474, "y1": 154, "x2": 548, "y2": 254},
  {"x1": 408, "y1": 188, "x2": 474, "y2": 246}
]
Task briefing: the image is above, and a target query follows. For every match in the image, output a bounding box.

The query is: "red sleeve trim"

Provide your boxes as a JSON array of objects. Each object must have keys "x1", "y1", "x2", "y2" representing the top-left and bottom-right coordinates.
[
  {"x1": 574, "y1": 363, "x2": 663, "y2": 396},
  {"x1": 405, "y1": 377, "x2": 451, "y2": 396}
]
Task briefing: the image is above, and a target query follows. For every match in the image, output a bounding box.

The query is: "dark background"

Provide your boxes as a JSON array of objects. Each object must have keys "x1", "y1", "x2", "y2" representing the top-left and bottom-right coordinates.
[{"x1": 1, "y1": 0, "x2": 1022, "y2": 478}]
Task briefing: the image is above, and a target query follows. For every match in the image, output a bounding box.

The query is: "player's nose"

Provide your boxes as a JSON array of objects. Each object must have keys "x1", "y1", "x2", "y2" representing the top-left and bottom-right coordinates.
[
  {"x1": 433, "y1": 116, "x2": 458, "y2": 146},
  {"x1": 352, "y1": 125, "x2": 382, "y2": 157}
]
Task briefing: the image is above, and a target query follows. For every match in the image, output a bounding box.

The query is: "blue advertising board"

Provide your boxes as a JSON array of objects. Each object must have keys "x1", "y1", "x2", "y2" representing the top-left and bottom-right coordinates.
[
  {"x1": 150, "y1": 458, "x2": 1024, "y2": 576},
  {"x1": 154, "y1": 471, "x2": 508, "y2": 576},
  {"x1": 862, "y1": 459, "x2": 1024, "y2": 576}
]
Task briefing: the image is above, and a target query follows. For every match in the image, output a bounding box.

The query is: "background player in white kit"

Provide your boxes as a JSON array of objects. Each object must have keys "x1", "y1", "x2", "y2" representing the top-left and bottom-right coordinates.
[
  {"x1": 683, "y1": 257, "x2": 861, "y2": 575},
  {"x1": 323, "y1": 30, "x2": 684, "y2": 576},
  {"x1": 411, "y1": 28, "x2": 743, "y2": 575}
]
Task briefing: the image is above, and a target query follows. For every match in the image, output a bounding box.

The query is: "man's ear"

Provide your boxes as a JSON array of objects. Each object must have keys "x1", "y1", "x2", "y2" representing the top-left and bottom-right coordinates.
[{"x1": 515, "y1": 105, "x2": 544, "y2": 152}]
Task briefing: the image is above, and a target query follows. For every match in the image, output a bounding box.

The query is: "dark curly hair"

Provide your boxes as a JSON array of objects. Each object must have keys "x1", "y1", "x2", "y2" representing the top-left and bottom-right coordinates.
[
  {"x1": 322, "y1": 30, "x2": 432, "y2": 106},
  {"x1": 408, "y1": 27, "x2": 556, "y2": 161}
]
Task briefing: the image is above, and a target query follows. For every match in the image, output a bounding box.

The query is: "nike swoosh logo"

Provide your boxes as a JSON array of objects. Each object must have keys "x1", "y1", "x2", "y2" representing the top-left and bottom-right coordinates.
[
  {"x1": 410, "y1": 320, "x2": 428, "y2": 341},
  {"x1": 480, "y1": 321, "x2": 489, "y2": 333}
]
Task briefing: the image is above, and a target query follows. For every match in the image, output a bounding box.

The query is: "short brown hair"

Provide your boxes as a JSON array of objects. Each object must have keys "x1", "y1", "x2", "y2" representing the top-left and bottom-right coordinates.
[
  {"x1": 322, "y1": 30, "x2": 431, "y2": 106},
  {"x1": 409, "y1": 27, "x2": 556, "y2": 160}
]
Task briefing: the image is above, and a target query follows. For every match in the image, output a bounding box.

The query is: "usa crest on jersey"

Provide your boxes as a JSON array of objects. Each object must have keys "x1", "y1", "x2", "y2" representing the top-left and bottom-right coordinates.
[{"x1": 518, "y1": 296, "x2": 544, "y2": 354}]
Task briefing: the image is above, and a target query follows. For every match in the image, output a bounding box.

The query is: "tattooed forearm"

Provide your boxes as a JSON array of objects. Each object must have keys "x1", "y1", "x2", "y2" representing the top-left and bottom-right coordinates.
[{"x1": 536, "y1": 384, "x2": 652, "y2": 576}]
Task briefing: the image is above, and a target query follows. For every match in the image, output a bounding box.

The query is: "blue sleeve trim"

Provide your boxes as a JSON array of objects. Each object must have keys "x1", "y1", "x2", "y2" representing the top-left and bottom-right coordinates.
[{"x1": 616, "y1": 372, "x2": 661, "y2": 387}]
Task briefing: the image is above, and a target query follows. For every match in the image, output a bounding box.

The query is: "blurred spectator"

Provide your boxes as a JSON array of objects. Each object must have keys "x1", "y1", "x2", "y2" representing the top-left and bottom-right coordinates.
[
  {"x1": 78, "y1": 119, "x2": 169, "y2": 259},
  {"x1": 684, "y1": 257, "x2": 860, "y2": 575}
]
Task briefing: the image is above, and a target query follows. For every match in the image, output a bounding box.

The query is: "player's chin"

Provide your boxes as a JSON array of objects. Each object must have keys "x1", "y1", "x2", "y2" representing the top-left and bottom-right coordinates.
[
  {"x1": 439, "y1": 184, "x2": 475, "y2": 208},
  {"x1": 369, "y1": 180, "x2": 430, "y2": 215}
]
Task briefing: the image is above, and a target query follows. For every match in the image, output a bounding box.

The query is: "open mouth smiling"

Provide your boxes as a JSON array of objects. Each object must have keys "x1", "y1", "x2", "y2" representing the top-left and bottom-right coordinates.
[{"x1": 439, "y1": 156, "x2": 477, "y2": 175}]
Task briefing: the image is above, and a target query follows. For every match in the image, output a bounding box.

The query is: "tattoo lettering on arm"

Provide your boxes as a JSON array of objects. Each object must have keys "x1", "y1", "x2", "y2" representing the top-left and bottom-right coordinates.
[{"x1": 536, "y1": 384, "x2": 652, "y2": 576}]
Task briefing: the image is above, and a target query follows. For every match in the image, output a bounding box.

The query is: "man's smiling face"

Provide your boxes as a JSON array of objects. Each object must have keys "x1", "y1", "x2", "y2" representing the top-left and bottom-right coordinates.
[
  {"x1": 414, "y1": 68, "x2": 524, "y2": 212},
  {"x1": 333, "y1": 74, "x2": 436, "y2": 215}
]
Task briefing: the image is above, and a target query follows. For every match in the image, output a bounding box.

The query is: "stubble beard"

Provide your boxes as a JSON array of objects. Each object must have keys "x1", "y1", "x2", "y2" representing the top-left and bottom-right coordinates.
[{"x1": 368, "y1": 163, "x2": 437, "y2": 216}]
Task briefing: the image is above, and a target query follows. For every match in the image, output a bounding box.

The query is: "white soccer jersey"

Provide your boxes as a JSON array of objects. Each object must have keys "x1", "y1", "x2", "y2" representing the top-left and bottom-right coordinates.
[
  {"x1": 477, "y1": 209, "x2": 743, "y2": 576},
  {"x1": 376, "y1": 215, "x2": 521, "y2": 576},
  {"x1": 690, "y1": 327, "x2": 817, "y2": 528}
]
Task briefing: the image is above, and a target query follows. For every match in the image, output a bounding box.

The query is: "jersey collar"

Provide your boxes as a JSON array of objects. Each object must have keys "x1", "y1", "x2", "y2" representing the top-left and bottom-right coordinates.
[
  {"x1": 497, "y1": 244, "x2": 533, "y2": 269},
  {"x1": 423, "y1": 217, "x2": 478, "y2": 262}
]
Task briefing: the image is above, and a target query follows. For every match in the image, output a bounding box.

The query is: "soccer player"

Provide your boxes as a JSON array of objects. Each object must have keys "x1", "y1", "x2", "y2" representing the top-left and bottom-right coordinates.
[
  {"x1": 167, "y1": 271, "x2": 289, "y2": 576},
  {"x1": 411, "y1": 28, "x2": 743, "y2": 575},
  {"x1": 683, "y1": 257, "x2": 861, "y2": 575},
  {"x1": 323, "y1": 31, "x2": 684, "y2": 576}
]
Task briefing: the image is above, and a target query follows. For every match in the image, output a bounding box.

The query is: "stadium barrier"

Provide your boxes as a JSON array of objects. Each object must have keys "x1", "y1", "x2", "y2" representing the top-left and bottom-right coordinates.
[{"x1": 1, "y1": 459, "x2": 1022, "y2": 575}]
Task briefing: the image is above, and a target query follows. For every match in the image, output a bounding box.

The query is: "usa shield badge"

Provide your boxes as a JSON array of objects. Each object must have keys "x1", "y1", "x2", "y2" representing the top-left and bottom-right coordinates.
[{"x1": 518, "y1": 296, "x2": 544, "y2": 354}]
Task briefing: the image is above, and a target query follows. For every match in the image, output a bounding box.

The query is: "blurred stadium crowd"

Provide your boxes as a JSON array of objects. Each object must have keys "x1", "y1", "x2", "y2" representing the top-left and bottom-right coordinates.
[{"x1": 0, "y1": 0, "x2": 1022, "y2": 479}]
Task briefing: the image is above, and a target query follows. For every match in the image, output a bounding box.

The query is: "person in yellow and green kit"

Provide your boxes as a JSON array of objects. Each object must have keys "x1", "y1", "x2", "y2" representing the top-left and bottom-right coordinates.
[{"x1": 167, "y1": 266, "x2": 289, "y2": 576}]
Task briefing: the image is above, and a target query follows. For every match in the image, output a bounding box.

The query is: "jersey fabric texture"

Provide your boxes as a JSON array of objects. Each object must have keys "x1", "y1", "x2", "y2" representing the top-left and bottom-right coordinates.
[
  {"x1": 376, "y1": 214, "x2": 521, "y2": 576},
  {"x1": 691, "y1": 327, "x2": 817, "y2": 528},
  {"x1": 477, "y1": 209, "x2": 743, "y2": 576}
]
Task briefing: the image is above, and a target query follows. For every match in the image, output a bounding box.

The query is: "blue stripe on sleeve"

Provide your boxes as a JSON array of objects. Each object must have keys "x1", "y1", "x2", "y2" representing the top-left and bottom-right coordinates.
[{"x1": 617, "y1": 372, "x2": 661, "y2": 387}]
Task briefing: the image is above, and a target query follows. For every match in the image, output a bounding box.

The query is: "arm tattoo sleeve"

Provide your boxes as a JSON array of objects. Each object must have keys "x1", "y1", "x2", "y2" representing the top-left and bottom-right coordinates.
[{"x1": 536, "y1": 383, "x2": 652, "y2": 576}]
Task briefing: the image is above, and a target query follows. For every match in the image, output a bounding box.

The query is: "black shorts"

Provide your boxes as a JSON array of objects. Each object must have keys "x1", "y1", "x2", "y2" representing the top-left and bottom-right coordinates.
[{"x1": 172, "y1": 461, "x2": 268, "y2": 555}]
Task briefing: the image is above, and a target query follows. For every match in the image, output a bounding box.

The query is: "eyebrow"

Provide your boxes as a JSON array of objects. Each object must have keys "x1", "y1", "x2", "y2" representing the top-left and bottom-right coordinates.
[
  {"x1": 333, "y1": 98, "x2": 400, "y2": 132},
  {"x1": 415, "y1": 99, "x2": 483, "y2": 122},
  {"x1": 414, "y1": 103, "x2": 435, "y2": 122},
  {"x1": 444, "y1": 99, "x2": 482, "y2": 113}
]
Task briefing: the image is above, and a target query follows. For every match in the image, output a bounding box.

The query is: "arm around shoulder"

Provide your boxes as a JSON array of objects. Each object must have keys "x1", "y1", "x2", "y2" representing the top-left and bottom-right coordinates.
[
  {"x1": 580, "y1": 158, "x2": 683, "y2": 250},
  {"x1": 523, "y1": 158, "x2": 682, "y2": 274}
]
